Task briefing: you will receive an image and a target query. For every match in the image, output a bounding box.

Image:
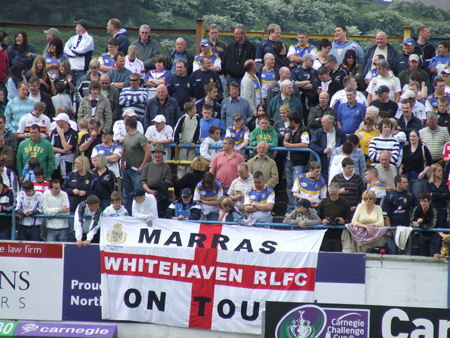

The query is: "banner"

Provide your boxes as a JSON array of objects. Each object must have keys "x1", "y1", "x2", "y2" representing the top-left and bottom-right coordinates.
[
  {"x1": 62, "y1": 245, "x2": 102, "y2": 321},
  {"x1": 265, "y1": 302, "x2": 450, "y2": 338},
  {"x1": 99, "y1": 217, "x2": 325, "y2": 334},
  {"x1": 0, "y1": 242, "x2": 63, "y2": 320},
  {"x1": 12, "y1": 322, "x2": 117, "y2": 337}
]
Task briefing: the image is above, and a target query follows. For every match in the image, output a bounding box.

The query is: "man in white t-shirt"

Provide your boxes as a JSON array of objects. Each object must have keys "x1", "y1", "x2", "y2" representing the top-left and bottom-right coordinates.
[
  {"x1": 17, "y1": 102, "x2": 51, "y2": 140},
  {"x1": 145, "y1": 115, "x2": 173, "y2": 161},
  {"x1": 366, "y1": 59, "x2": 401, "y2": 104},
  {"x1": 125, "y1": 45, "x2": 145, "y2": 80}
]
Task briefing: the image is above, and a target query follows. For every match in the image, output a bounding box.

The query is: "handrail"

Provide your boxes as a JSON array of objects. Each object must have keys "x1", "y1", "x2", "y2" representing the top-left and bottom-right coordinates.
[{"x1": 164, "y1": 143, "x2": 322, "y2": 166}]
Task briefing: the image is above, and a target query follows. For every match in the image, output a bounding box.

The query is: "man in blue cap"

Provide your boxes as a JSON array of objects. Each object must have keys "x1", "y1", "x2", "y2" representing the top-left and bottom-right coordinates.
[
  {"x1": 193, "y1": 38, "x2": 221, "y2": 73},
  {"x1": 393, "y1": 38, "x2": 426, "y2": 76}
]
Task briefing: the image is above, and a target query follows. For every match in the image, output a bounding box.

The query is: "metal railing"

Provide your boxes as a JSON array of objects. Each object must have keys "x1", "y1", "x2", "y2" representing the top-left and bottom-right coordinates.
[{"x1": 0, "y1": 15, "x2": 414, "y2": 55}]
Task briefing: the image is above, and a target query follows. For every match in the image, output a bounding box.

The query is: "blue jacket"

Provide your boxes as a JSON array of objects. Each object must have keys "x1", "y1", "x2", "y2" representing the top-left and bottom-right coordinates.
[
  {"x1": 200, "y1": 117, "x2": 226, "y2": 140},
  {"x1": 397, "y1": 114, "x2": 422, "y2": 139},
  {"x1": 166, "y1": 198, "x2": 201, "y2": 220},
  {"x1": 105, "y1": 29, "x2": 130, "y2": 55},
  {"x1": 310, "y1": 127, "x2": 347, "y2": 170}
]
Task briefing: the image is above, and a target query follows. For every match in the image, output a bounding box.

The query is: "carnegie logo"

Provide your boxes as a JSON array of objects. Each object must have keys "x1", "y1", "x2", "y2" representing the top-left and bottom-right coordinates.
[
  {"x1": 275, "y1": 305, "x2": 326, "y2": 338},
  {"x1": 21, "y1": 323, "x2": 39, "y2": 334},
  {"x1": 106, "y1": 223, "x2": 127, "y2": 245}
]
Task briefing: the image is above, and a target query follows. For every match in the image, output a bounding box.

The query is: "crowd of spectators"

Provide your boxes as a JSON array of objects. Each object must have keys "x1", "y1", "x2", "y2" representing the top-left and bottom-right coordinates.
[{"x1": 0, "y1": 20, "x2": 450, "y2": 257}]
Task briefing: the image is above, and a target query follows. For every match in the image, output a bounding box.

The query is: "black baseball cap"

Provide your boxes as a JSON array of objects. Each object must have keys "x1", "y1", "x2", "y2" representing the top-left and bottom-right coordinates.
[{"x1": 181, "y1": 188, "x2": 192, "y2": 198}]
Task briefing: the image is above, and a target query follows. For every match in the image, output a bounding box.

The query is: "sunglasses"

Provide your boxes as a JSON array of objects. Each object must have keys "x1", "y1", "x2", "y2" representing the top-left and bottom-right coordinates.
[{"x1": 129, "y1": 79, "x2": 139, "y2": 82}]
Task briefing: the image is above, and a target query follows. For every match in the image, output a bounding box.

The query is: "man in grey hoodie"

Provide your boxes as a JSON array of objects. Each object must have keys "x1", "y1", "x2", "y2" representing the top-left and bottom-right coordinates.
[{"x1": 283, "y1": 199, "x2": 321, "y2": 228}]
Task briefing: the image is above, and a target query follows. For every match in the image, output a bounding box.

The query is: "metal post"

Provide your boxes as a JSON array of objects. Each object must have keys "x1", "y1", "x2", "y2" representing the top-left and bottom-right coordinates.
[
  {"x1": 195, "y1": 19, "x2": 205, "y2": 53},
  {"x1": 403, "y1": 26, "x2": 412, "y2": 41}
]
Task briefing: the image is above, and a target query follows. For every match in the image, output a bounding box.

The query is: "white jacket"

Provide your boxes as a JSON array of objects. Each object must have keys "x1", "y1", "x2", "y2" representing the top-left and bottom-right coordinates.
[
  {"x1": 42, "y1": 190, "x2": 70, "y2": 229},
  {"x1": 132, "y1": 193, "x2": 159, "y2": 222},
  {"x1": 200, "y1": 137, "x2": 222, "y2": 162}
]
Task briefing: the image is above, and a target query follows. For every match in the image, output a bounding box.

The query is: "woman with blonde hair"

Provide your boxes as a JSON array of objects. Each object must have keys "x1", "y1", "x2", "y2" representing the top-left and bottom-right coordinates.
[
  {"x1": 343, "y1": 190, "x2": 386, "y2": 252},
  {"x1": 28, "y1": 55, "x2": 51, "y2": 92},
  {"x1": 62, "y1": 155, "x2": 100, "y2": 214},
  {"x1": 76, "y1": 58, "x2": 101, "y2": 102},
  {"x1": 174, "y1": 156, "x2": 207, "y2": 199},
  {"x1": 423, "y1": 164, "x2": 450, "y2": 227}
]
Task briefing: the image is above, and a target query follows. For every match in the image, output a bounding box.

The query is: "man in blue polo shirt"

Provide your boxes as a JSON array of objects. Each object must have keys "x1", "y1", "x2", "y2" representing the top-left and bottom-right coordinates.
[
  {"x1": 429, "y1": 41, "x2": 450, "y2": 81},
  {"x1": 193, "y1": 39, "x2": 221, "y2": 73},
  {"x1": 288, "y1": 29, "x2": 317, "y2": 65},
  {"x1": 255, "y1": 24, "x2": 287, "y2": 64},
  {"x1": 336, "y1": 88, "x2": 366, "y2": 134}
]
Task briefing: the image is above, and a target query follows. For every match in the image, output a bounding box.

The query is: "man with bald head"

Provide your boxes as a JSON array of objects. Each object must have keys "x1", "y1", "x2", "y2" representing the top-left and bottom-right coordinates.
[
  {"x1": 247, "y1": 141, "x2": 279, "y2": 189},
  {"x1": 100, "y1": 74, "x2": 121, "y2": 122},
  {"x1": 166, "y1": 37, "x2": 194, "y2": 76},
  {"x1": 144, "y1": 84, "x2": 182, "y2": 129},
  {"x1": 240, "y1": 59, "x2": 261, "y2": 116},
  {"x1": 362, "y1": 32, "x2": 399, "y2": 81},
  {"x1": 308, "y1": 91, "x2": 336, "y2": 135},
  {"x1": 266, "y1": 67, "x2": 301, "y2": 106},
  {"x1": 256, "y1": 53, "x2": 279, "y2": 102}
]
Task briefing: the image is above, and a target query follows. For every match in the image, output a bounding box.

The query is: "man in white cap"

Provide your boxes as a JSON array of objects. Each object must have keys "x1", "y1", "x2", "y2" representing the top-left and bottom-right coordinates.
[
  {"x1": 113, "y1": 108, "x2": 144, "y2": 144},
  {"x1": 397, "y1": 54, "x2": 431, "y2": 93},
  {"x1": 442, "y1": 69, "x2": 450, "y2": 94},
  {"x1": 49, "y1": 113, "x2": 78, "y2": 179},
  {"x1": 145, "y1": 115, "x2": 173, "y2": 161},
  {"x1": 43, "y1": 28, "x2": 60, "y2": 55},
  {"x1": 193, "y1": 38, "x2": 221, "y2": 73},
  {"x1": 64, "y1": 20, "x2": 94, "y2": 86},
  {"x1": 395, "y1": 90, "x2": 426, "y2": 124}
]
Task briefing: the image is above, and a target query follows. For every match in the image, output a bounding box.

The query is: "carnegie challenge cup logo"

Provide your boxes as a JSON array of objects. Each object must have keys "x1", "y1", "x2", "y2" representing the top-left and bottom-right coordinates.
[
  {"x1": 106, "y1": 223, "x2": 127, "y2": 245},
  {"x1": 276, "y1": 305, "x2": 326, "y2": 338},
  {"x1": 275, "y1": 304, "x2": 369, "y2": 338}
]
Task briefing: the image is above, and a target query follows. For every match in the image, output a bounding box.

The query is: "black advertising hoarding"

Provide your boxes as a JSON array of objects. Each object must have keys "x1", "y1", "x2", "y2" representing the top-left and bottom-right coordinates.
[{"x1": 265, "y1": 302, "x2": 450, "y2": 338}]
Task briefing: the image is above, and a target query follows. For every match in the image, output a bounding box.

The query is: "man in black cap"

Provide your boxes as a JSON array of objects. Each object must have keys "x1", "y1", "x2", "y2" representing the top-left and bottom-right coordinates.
[
  {"x1": 64, "y1": 19, "x2": 94, "y2": 86},
  {"x1": 130, "y1": 187, "x2": 158, "y2": 224},
  {"x1": 282, "y1": 199, "x2": 321, "y2": 228},
  {"x1": 166, "y1": 188, "x2": 201, "y2": 220},
  {"x1": 368, "y1": 85, "x2": 399, "y2": 119}
]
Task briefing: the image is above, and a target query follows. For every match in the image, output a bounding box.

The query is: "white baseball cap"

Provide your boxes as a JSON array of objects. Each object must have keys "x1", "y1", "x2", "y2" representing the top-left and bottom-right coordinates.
[
  {"x1": 122, "y1": 109, "x2": 136, "y2": 117},
  {"x1": 400, "y1": 90, "x2": 416, "y2": 100},
  {"x1": 53, "y1": 113, "x2": 70, "y2": 122},
  {"x1": 152, "y1": 115, "x2": 166, "y2": 123}
]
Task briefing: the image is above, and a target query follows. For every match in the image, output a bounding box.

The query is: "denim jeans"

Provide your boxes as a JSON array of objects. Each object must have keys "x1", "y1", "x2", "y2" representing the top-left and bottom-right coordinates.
[
  {"x1": 226, "y1": 75, "x2": 242, "y2": 87},
  {"x1": 47, "y1": 228, "x2": 69, "y2": 242},
  {"x1": 285, "y1": 160, "x2": 305, "y2": 214},
  {"x1": 202, "y1": 211, "x2": 219, "y2": 221},
  {"x1": 419, "y1": 233, "x2": 441, "y2": 257},
  {"x1": 122, "y1": 169, "x2": 142, "y2": 216},
  {"x1": 0, "y1": 222, "x2": 11, "y2": 240},
  {"x1": 248, "y1": 213, "x2": 273, "y2": 224},
  {"x1": 18, "y1": 225, "x2": 41, "y2": 241}
]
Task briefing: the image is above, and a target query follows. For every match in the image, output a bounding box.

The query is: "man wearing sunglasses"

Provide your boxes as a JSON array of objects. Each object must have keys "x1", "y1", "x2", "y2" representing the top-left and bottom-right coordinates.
[{"x1": 119, "y1": 73, "x2": 148, "y2": 123}]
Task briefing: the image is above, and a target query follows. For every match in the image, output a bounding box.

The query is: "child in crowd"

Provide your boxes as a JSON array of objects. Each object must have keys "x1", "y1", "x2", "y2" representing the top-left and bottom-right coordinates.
[
  {"x1": 249, "y1": 114, "x2": 278, "y2": 159},
  {"x1": 200, "y1": 125, "x2": 223, "y2": 162},
  {"x1": 16, "y1": 180, "x2": 44, "y2": 241},
  {"x1": 166, "y1": 188, "x2": 201, "y2": 220},
  {"x1": 411, "y1": 192, "x2": 440, "y2": 257},
  {"x1": 102, "y1": 192, "x2": 129, "y2": 217},
  {"x1": 225, "y1": 112, "x2": 250, "y2": 156},
  {"x1": 78, "y1": 119, "x2": 89, "y2": 145},
  {"x1": 199, "y1": 104, "x2": 226, "y2": 142},
  {"x1": 283, "y1": 199, "x2": 321, "y2": 229},
  {"x1": 22, "y1": 157, "x2": 40, "y2": 182},
  {"x1": 33, "y1": 166, "x2": 49, "y2": 193},
  {"x1": 437, "y1": 97, "x2": 450, "y2": 130},
  {"x1": 130, "y1": 187, "x2": 158, "y2": 227},
  {"x1": 52, "y1": 82, "x2": 73, "y2": 113},
  {"x1": 218, "y1": 196, "x2": 245, "y2": 223},
  {"x1": 145, "y1": 115, "x2": 173, "y2": 161},
  {"x1": 435, "y1": 234, "x2": 450, "y2": 259},
  {"x1": 74, "y1": 195, "x2": 102, "y2": 247},
  {"x1": 174, "y1": 102, "x2": 200, "y2": 179}
]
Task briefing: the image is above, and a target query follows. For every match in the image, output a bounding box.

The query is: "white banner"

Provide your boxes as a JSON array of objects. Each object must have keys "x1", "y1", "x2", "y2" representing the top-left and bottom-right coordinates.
[
  {"x1": 100, "y1": 217, "x2": 325, "y2": 334},
  {"x1": 0, "y1": 242, "x2": 63, "y2": 320}
]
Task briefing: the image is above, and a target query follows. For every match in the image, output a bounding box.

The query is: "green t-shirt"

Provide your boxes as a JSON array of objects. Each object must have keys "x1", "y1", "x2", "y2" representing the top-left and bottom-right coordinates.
[{"x1": 123, "y1": 131, "x2": 148, "y2": 169}]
